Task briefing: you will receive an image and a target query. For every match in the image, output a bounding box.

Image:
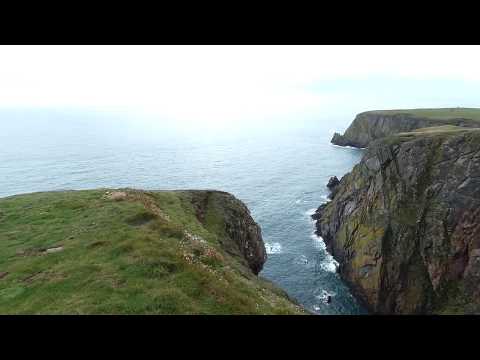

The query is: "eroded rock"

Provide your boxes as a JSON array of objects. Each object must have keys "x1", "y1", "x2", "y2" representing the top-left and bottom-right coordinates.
[
  {"x1": 331, "y1": 110, "x2": 480, "y2": 148},
  {"x1": 316, "y1": 128, "x2": 480, "y2": 314},
  {"x1": 327, "y1": 176, "x2": 340, "y2": 189},
  {"x1": 179, "y1": 190, "x2": 267, "y2": 275}
]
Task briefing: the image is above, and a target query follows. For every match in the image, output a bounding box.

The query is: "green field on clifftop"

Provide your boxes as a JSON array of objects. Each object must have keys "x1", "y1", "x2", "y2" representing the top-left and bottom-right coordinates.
[
  {"x1": 366, "y1": 107, "x2": 480, "y2": 121},
  {"x1": 398, "y1": 125, "x2": 480, "y2": 136},
  {"x1": 0, "y1": 189, "x2": 304, "y2": 314}
]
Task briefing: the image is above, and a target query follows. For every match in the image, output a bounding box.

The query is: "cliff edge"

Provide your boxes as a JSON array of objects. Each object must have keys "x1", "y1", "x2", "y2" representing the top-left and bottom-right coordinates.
[
  {"x1": 0, "y1": 189, "x2": 304, "y2": 314},
  {"x1": 315, "y1": 126, "x2": 480, "y2": 314},
  {"x1": 331, "y1": 108, "x2": 480, "y2": 148}
]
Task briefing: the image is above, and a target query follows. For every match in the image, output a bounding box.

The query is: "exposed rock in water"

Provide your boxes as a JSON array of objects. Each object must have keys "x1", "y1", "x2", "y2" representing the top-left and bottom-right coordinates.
[
  {"x1": 315, "y1": 126, "x2": 480, "y2": 314},
  {"x1": 311, "y1": 203, "x2": 326, "y2": 222},
  {"x1": 327, "y1": 176, "x2": 340, "y2": 190},
  {"x1": 326, "y1": 176, "x2": 341, "y2": 200},
  {"x1": 331, "y1": 109, "x2": 480, "y2": 148},
  {"x1": 332, "y1": 132, "x2": 355, "y2": 147}
]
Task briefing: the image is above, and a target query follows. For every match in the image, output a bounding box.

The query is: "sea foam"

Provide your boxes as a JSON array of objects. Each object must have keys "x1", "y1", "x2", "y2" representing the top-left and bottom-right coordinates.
[
  {"x1": 305, "y1": 208, "x2": 317, "y2": 217},
  {"x1": 265, "y1": 242, "x2": 283, "y2": 254},
  {"x1": 310, "y1": 233, "x2": 339, "y2": 273},
  {"x1": 330, "y1": 143, "x2": 366, "y2": 150}
]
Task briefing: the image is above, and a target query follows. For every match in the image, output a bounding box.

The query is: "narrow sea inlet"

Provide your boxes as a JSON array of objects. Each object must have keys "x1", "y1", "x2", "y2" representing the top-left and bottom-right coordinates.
[{"x1": 1, "y1": 109, "x2": 366, "y2": 314}]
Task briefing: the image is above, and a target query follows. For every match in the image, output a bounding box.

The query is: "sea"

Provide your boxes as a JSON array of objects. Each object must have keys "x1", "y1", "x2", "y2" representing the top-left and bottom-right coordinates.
[{"x1": 0, "y1": 108, "x2": 367, "y2": 314}]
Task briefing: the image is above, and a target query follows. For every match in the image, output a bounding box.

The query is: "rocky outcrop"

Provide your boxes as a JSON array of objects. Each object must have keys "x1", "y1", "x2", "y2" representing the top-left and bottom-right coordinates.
[
  {"x1": 326, "y1": 176, "x2": 341, "y2": 200},
  {"x1": 179, "y1": 190, "x2": 267, "y2": 275},
  {"x1": 331, "y1": 110, "x2": 480, "y2": 148},
  {"x1": 314, "y1": 128, "x2": 480, "y2": 314},
  {"x1": 327, "y1": 176, "x2": 340, "y2": 190}
]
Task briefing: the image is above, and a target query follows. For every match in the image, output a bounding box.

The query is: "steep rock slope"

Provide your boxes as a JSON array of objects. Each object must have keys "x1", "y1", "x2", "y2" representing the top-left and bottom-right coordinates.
[
  {"x1": 315, "y1": 127, "x2": 480, "y2": 314},
  {"x1": 0, "y1": 189, "x2": 304, "y2": 314},
  {"x1": 331, "y1": 108, "x2": 480, "y2": 148}
]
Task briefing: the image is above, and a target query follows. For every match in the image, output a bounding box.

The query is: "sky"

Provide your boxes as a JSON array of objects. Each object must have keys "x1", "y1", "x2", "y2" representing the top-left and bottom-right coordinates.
[{"x1": 1, "y1": 45, "x2": 480, "y2": 129}]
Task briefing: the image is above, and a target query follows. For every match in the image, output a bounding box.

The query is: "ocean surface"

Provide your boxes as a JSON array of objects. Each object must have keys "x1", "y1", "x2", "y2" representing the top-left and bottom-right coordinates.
[{"x1": 0, "y1": 108, "x2": 366, "y2": 314}]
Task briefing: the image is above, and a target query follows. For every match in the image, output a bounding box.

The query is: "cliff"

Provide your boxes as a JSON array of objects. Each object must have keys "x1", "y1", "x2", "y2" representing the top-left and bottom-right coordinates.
[
  {"x1": 331, "y1": 108, "x2": 480, "y2": 148},
  {"x1": 0, "y1": 189, "x2": 305, "y2": 314},
  {"x1": 314, "y1": 126, "x2": 480, "y2": 314}
]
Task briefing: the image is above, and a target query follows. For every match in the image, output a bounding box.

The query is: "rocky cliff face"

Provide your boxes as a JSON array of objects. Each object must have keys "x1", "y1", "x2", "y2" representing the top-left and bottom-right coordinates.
[
  {"x1": 183, "y1": 190, "x2": 267, "y2": 274},
  {"x1": 314, "y1": 128, "x2": 480, "y2": 314},
  {"x1": 331, "y1": 110, "x2": 480, "y2": 148}
]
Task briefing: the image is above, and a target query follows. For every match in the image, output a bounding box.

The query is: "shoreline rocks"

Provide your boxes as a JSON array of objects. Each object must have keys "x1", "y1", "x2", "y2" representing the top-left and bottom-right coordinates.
[{"x1": 326, "y1": 176, "x2": 340, "y2": 190}]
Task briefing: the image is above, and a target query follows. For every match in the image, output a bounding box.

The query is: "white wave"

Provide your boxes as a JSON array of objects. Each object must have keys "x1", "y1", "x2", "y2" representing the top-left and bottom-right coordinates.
[
  {"x1": 320, "y1": 256, "x2": 339, "y2": 273},
  {"x1": 294, "y1": 254, "x2": 309, "y2": 265},
  {"x1": 330, "y1": 143, "x2": 366, "y2": 150},
  {"x1": 319, "y1": 194, "x2": 332, "y2": 203},
  {"x1": 295, "y1": 199, "x2": 302, "y2": 204},
  {"x1": 322, "y1": 244, "x2": 340, "y2": 273},
  {"x1": 310, "y1": 233, "x2": 327, "y2": 251},
  {"x1": 265, "y1": 242, "x2": 282, "y2": 254},
  {"x1": 310, "y1": 233, "x2": 339, "y2": 273},
  {"x1": 315, "y1": 289, "x2": 337, "y2": 301},
  {"x1": 313, "y1": 289, "x2": 337, "y2": 310},
  {"x1": 305, "y1": 208, "x2": 317, "y2": 217}
]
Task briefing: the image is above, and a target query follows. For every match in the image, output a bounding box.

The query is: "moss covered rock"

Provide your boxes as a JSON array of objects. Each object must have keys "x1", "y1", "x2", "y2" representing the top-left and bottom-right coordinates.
[{"x1": 316, "y1": 127, "x2": 480, "y2": 314}]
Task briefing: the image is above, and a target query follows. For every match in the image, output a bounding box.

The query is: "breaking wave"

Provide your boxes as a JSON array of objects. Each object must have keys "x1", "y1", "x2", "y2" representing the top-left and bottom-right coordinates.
[
  {"x1": 310, "y1": 233, "x2": 339, "y2": 273},
  {"x1": 330, "y1": 143, "x2": 366, "y2": 150},
  {"x1": 265, "y1": 242, "x2": 283, "y2": 254}
]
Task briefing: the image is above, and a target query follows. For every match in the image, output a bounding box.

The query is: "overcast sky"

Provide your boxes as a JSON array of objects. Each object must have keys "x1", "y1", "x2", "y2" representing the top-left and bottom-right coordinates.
[{"x1": 1, "y1": 45, "x2": 479, "y2": 127}]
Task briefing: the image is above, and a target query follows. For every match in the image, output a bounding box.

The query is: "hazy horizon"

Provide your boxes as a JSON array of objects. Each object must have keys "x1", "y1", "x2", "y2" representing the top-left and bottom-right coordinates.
[
  {"x1": 2, "y1": 45, "x2": 480, "y2": 315},
  {"x1": 1, "y1": 45, "x2": 480, "y2": 133}
]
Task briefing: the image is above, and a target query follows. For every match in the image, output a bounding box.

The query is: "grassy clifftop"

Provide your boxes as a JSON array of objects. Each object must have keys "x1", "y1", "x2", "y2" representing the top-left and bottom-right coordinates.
[
  {"x1": 386, "y1": 125, "x2": 480, "y2": 144},
  {"x1": 331, "y1": 108, "x2": 480, "y2": 148},
  {"x1": 0, "y1": 189, "x2": 304, "y2": 314},
  {"x1": 362, "y1": 108, "x2": 480, "y2": 121}
]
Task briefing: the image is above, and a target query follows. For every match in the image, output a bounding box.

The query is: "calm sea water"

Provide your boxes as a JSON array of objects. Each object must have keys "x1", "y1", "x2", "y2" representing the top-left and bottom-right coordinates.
[{"x1": 0, "y1": 109, "x2": 366, "y2": 314}]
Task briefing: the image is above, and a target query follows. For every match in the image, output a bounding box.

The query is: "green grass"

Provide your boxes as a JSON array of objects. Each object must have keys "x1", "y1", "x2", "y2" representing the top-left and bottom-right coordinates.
[
  {"x1": 380, "y1": 125, "x2": 480, "y2": 146},
  {"x1": 365, "y1": 107, "x2": 480, "y2": 121},
  {"x1": 0, "y1": 189, "x2": 305, "y2": 314},
  {"x1": 409, "y1": 125, "x2": 474, "y2": 133},
  {"x1": 398, "y1": 125, "x2": 479, "y2": 136}
]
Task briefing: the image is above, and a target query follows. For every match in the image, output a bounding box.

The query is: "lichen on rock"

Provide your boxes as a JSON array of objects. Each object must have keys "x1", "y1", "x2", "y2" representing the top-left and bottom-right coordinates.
[{"x1": 316, "y1": 126, "x2": 480, "y2": 314}]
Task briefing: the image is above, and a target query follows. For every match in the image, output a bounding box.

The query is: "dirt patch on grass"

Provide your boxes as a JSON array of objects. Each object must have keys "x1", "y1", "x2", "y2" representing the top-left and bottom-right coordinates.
[
  {"x1": 104, "y1": 191, "x2": 128, "y2": 201},
  {"x1": 87, "y1": 240, "x2": 110, "y2": 249},
  {"x1": 16, "y1": 248, "x2": 42, "y2": 257},
  {"x1": 104, "y1": 189, "x2": 171, "y2": 222},
  {"x1": 0, "y1": 272, "x2": 9, "y2": 280},
  {"x1": 22, "y1": 270, "x2": 67, "y2": 285},
  {"x1": 15, "y1": 246, "x2": 64, "y2": 257},
  {"x1": 23, "y1": 271, "x2": 44, "y2": 284},
  {"x1": 125, "y1": 190, "x2": 171, "y2": 222}
]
